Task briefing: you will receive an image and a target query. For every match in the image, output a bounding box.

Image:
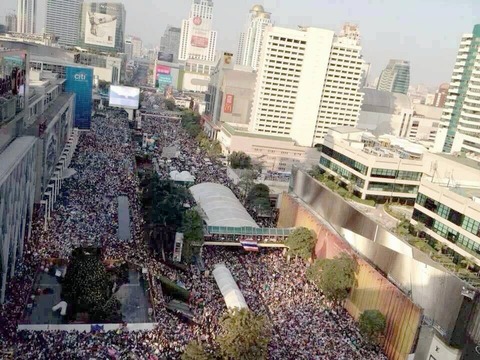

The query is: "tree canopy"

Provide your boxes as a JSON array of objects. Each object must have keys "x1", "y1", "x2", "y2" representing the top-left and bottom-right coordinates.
[
  {"x1": 197, "y1": 132, "x2": 223, "y2": 157},
  {"x1": 284, "y1": 227, "x2": 317, "y2": 260},
  {"x1": 229, "y1": 151, "x2": 252, "y2": 169},
  {"x1": 246, "y1": 184, "x2": 271, "y2": 216},
  {"x1": 181, "y1": 340, "x2": 212, "y2": 360},
  {"x1": 358, "y1": 309, "x2": 387, "y2": 345},
  {"x1": 181, "y1": 110, "x2": 202, "y2": 138},
  {"x1": 165, "y1": 98, "x2": 176, "y2": 111},
  {"x1": 217, "y1": 308, "x2": 271, "y2": 360},
  {"x1": 237, "y1": 170, "x2": 257, "y2": 200},
  {"x1": 307, "y1": 252, "x2": 358, "y2": 306},
  {"x1": 181, "y1": 209, "x2": 204, "y2": 263},
  {"x1": 61, "y1": 247, "x2": 121, "y2": 322}
]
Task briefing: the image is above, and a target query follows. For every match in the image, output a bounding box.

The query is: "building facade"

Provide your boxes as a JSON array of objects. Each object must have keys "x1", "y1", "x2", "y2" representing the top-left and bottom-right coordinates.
[
  {"x1": 318, "y1": 127, "x2": 424, "y2": 204},
  {"x1": 45, "y1": 0, "x2": 82, "y2": 46},
  {"x1": 248, "y1": 25, "x2": 364, "y2": 147},
  {"x1": 411, "y1": 152, "x2": 480, "y2": 266},
  {"x1": 376, "y1": 59, "x2": 410, "y2": 95},
  {"x1": 74, "y1": 52, "x2": 125, "y2": 84},
  {"x1": 160, "y1": 25, "x2": 181, "y2": 63},
  {"x1": 6, "y1": 13, "x2": 18, "y2": 33},
  {"x1": 178, "y1": 0, "x2": 217, "y2": 62},
  {"x1": 433, "y1": 83, "x2": 449, "y2": 108},
  {"x1": 434, "y1": 24, "x2": 480, "y2": 159},
  {"x1": 79, "y1": 2, "x2": 126, "y2": 54},
  {"x1": 17, "y1": 0, "x2": 36, "y2": 34},
  {"x1": 236, "y1": 4, "x2": 272, "y2": 70},
  {"x1": 130, "y1": 36, "x2": 142, "y2": 58}
]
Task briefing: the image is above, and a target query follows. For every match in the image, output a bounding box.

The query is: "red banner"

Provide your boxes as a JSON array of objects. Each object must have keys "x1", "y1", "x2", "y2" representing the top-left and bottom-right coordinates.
[{"x1": 224, "y1": 94, "x2": 234, "y2": 113}]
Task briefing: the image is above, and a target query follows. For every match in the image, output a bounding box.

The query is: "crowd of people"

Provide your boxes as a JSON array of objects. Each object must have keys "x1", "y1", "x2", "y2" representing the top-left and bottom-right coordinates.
[{"x1": 0, "y1": 97, "x2": 387, "y2": 359}]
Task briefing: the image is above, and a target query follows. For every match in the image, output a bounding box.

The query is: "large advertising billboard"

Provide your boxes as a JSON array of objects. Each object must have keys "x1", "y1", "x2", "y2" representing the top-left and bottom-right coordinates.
[
  {"x1": 85, "y1": 11, "x2": 117, "y2": 47},
  {"x1": 157, "y1": 52, "x2": 174, "y2": 63},
  {"x1": 189, "y1": 16, "x2": 210, "y2": 58},
  {"x1": 224, "y1": 94, "x2": 234, "y2": 113},
  {"x1": 155, "y1": 65, "x2": 171, "y2": 75},
  {"x1": 109, "y1": 85, "x2": 140, "y2": 109},
  {"x1": 64, "y1": 66, "x2": 93, "y2": 129}
]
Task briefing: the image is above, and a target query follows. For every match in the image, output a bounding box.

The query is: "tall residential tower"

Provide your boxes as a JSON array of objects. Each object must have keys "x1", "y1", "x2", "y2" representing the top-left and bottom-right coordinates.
[
  {"x1": 160, "y1": 25, "x2": 181, "y2": 62},
  {"x1": 236, "y1": 5, "x2": 272, "y2": 70},
  {"x1": 178, "y1": 0, "x2": 217, "y2": 62},
  {"x1": 434, "y1": 24, "x2": 480, "y2": 157},
  {"x1": 377, "y1": 59, "x2": 410, "y2": 94},
  {"x1": 248, "y1": 25, "x2": 365, "y2": 147},
  {"x1": 16, "y1": 0, "x2": 36, "y2": 34},
  {"x1": 45, "y1": 0, "x2": 83, "y2": 46}
]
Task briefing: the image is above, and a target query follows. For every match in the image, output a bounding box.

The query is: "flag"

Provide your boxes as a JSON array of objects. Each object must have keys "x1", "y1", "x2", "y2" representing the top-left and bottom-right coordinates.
[{"x1": 241, "y1": 239, "x2": 259, "y2": 252}]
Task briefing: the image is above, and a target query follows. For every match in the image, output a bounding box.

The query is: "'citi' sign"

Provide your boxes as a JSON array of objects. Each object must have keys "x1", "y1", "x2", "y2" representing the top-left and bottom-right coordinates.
[{"x1": 0, "y1": 67, "x2": 25, "y2": 96}]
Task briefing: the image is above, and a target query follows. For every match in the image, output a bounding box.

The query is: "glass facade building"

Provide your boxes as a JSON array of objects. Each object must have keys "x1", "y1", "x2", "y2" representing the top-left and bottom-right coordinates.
[{"x1": 376, "y1": 59, "x2": 410, "y2": 95}]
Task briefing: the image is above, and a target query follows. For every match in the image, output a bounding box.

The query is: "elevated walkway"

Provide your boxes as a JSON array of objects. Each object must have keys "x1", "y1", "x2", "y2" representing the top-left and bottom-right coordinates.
[{"x1": 204, "y1": 226, "x2": 291, "y2": 248}]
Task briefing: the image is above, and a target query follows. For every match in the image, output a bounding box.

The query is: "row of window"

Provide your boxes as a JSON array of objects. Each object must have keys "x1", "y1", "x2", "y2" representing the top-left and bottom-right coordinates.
[
  {"x1": 320, "y1": 157, "x2": 365, "y2": 188},
  {"x1": 413, "y1": 209, "x2": 480, "y2": 253},
  {"x1": 367, "y1": 182, "x2": 418, "y2": 194},
  {"x1": 416, "y1": 193, "x2": 480, "y2": 237},
  {"x1": 321, "y1": 146, "x2": 368, "y2": 175},
  {"x1": 370, "y1": 168, "x2": 422, "y2": 181}
]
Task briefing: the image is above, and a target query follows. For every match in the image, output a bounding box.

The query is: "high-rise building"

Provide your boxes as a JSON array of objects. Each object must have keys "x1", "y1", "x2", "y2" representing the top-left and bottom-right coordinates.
[
  {"x1": 434, "y1": 25, "x2": 480, "y2": 156},
  {"x1": 6, "y1": 13, "x2": 18, "y2": 32},
  {"x1": 433, "y1": 83, "x2": 449, "y2": 108},
  {"x1": 376, "y1": 59, "x2": 410, "y2": 94},
  {"x1": 17, "y1": 0, "x2": 36, "y2": 34},
  {"x1": 124, "y1": 37, "x2": 133, "y2": 59},
  {"x1": 248, "y1": 26, "x2": 365, "y2": 147},
  {"x1": 130, "y1": 36, "x2": 142, "y2": 58},
  {"x1": 79, "y1": 2, "x2": 126, "y2": 53},
  {"x1": 178, "y1": 0, "x2": 217, "y2": 62},
  {"x1": 236, "y1": 4, "x2": 272, "y2": 70},
  {"x1": 339, "y1": 22, "x2": 360, "y2": 45},
  {"x1": 360, "y1": 61, "x2": 371, "y2": 88},
  {"x1": 45, "y1": 0, "x2": 82, "y2": 46},
  {"x1": 160, "y1": 25, "x2": 181, "y2": 62}
]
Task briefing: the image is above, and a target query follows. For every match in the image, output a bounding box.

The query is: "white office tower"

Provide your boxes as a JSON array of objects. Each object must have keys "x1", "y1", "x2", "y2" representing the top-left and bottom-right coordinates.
[
  {"x1": 45, "y1": 0, "x2": 82, "y2": 46},
  {"x1": 17, "y1": 0, "x2": 36, "y2": 34},
  {"x1": 236, "y1": 5, "x2": 272, "y2": 70},
  {"x1": 434, "y1": 24, "x2": 480, "y2": 159},
  {"x1": 249, "y1": 26, "x2": 364, "y2": 147},
  {"x1": 178, "y1": 0, "x2": 217, "y2": 62}
]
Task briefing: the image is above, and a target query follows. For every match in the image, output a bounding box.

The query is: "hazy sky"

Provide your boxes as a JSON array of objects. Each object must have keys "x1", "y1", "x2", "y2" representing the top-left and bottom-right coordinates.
[{"x1": 2, "y1": 0, "x2": 480, "y2": 86}]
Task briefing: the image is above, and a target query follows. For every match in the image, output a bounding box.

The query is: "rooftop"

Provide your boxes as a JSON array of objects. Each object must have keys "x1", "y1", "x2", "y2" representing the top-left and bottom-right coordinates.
[
  {"x1": 222, "y1": 123, "x2": 294, "y2": 143},
  {"x1": 190, "y1": 182, "x2": 258, "y2": 228}
]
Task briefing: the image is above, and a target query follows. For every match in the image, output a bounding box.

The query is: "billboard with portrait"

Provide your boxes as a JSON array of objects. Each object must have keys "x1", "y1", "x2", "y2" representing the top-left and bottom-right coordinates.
[
  {"x1": 224, "y1": 94, "x2": 234, "y2": 113},
  {"x1": 64, "y1": 66, "x2": 94, "y2": 129},
  {"x1": 109, "y1": 85, "x2": 140, "y2": 109},
  {"x1": 84, "y1": 11, "x2": 117, "y2": 47},
  {"x1": 157, "y1": 52, "x2": 174, "y2": 63}
]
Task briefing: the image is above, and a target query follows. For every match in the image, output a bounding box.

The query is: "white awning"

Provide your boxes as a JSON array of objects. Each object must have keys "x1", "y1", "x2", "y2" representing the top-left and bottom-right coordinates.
[{"x1": 212, "y1": 263, "x2": 248, "y2": 310}]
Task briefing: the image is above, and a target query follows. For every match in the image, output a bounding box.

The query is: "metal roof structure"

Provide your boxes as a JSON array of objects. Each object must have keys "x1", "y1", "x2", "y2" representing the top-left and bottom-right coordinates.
[
  {"x1": 212, "y1": 264, "x2": 248, "y2": 310},
  {"x1": 190, "y1": 183, "x2": 258, "y2": 228}
]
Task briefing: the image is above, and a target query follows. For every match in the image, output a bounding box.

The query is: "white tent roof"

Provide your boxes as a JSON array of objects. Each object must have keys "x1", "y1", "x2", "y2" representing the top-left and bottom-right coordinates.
[
  {"x1": 170, "y1": 170, "x2": 195, "y2": 182},
  {"x1": 190, "y1": 183, "x2": 258, "y2": 227},
  {"x1": 212, "y1": 264, "x2": 248, "y2": 310}
]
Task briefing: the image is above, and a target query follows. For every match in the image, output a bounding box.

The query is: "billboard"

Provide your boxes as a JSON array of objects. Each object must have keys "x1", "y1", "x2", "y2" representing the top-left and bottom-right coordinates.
[
  {"x1": 64, "y1": 66, "x2": 93, "y2": 129},
  {"x1": 109, "y1": 85, "x2": 140, "y2": 109},
  {"x1": 224, "y1": 94, "x2": 234, "y2": 113},
  {"x1": 155, "y1": 65, "x2": 171, "y2": 75},
  {"x1": 156, "y1": 74, "x2": 172, "y2": 91},
  {"x1": 85, "y1": 11, "x2": 117, "y2": 47},
  {"x1": 157, "y1": 52, "x2": 174, "y2": 63}
]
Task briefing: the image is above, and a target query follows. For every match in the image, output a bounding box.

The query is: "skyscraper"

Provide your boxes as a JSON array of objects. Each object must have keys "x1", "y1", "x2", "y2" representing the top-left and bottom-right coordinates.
[
  {"x1": 249, "y1": 26, "x2": 365, "y2": 146},
  {"x1": 377, "y1": 59, "x2": 410, "y2": 94},
  {"x1": 17, "y1": 0, "x2": 36, "y2": 34},
  {"x1": 434, "y1": 25, "x2": 480, "y2": 156},
  {"x1": 178, "y1": 0, "x2": 217, "y2": 62},
  {"x1": 160, "y1": 25, "x2": 181, "y2": 62},
  {"x1": 45, "y1": 0, "x2": 82, "y2": 46},
  {"x1": 79, "y1": 2, "x2": 126, "y2": 53},
  {"x1": 236, "y1": 5, "x2": 272, "y2": 70},
  {"x1": 6, "y1": 12, "x2": 17, "y2": 32}
]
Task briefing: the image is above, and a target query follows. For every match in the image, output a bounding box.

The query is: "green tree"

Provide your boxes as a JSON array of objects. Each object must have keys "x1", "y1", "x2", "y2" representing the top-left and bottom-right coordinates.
[
  {"x1": 309, "y1": 165, "x2": 324, "y2": 181},
  {"x1": 238, "y1": 170, "x2": 257, "y2": 200},
  {"x1": 165, "y1": 98, "x2": 176, "y2": 111},
  {"x1": 182, "y1": 340, "x2": 212, "y2": 360},
  {"x1": 307, "y1": 252, "x2": 358, "y2": 306},
  {"x1": 284, "y1": 227, "x2": 316, "y2": 261},
  {"x1": 229, "y1": 151, "x2": 252, "y2": 169},
  {"x1": 217, "y1": 308, "x2": 271, "y2": 360},
  {"x1": 181, "y1": 209, "x2": 204, "y2": 263},
  {"x1": 358, "y1": 310, "x2": 387, "y2": 345}
]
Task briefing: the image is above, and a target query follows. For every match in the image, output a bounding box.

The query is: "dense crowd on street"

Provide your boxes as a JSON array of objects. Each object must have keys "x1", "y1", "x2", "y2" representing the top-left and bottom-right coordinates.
[{"x1": 0, "y1": 98, "x2": 386, "y2": 359}]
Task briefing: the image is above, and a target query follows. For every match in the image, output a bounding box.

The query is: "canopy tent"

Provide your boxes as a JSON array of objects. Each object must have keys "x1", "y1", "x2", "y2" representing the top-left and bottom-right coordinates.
[
  {"x1": 169, "y1": 170, "x2": 195, "y2": 183},
  {"x1": 212, "y1": 263, "x2": 248, "y2": 310},
  {"x1": 190, "y1": 183, "x2": 258, "y2": 228}
]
